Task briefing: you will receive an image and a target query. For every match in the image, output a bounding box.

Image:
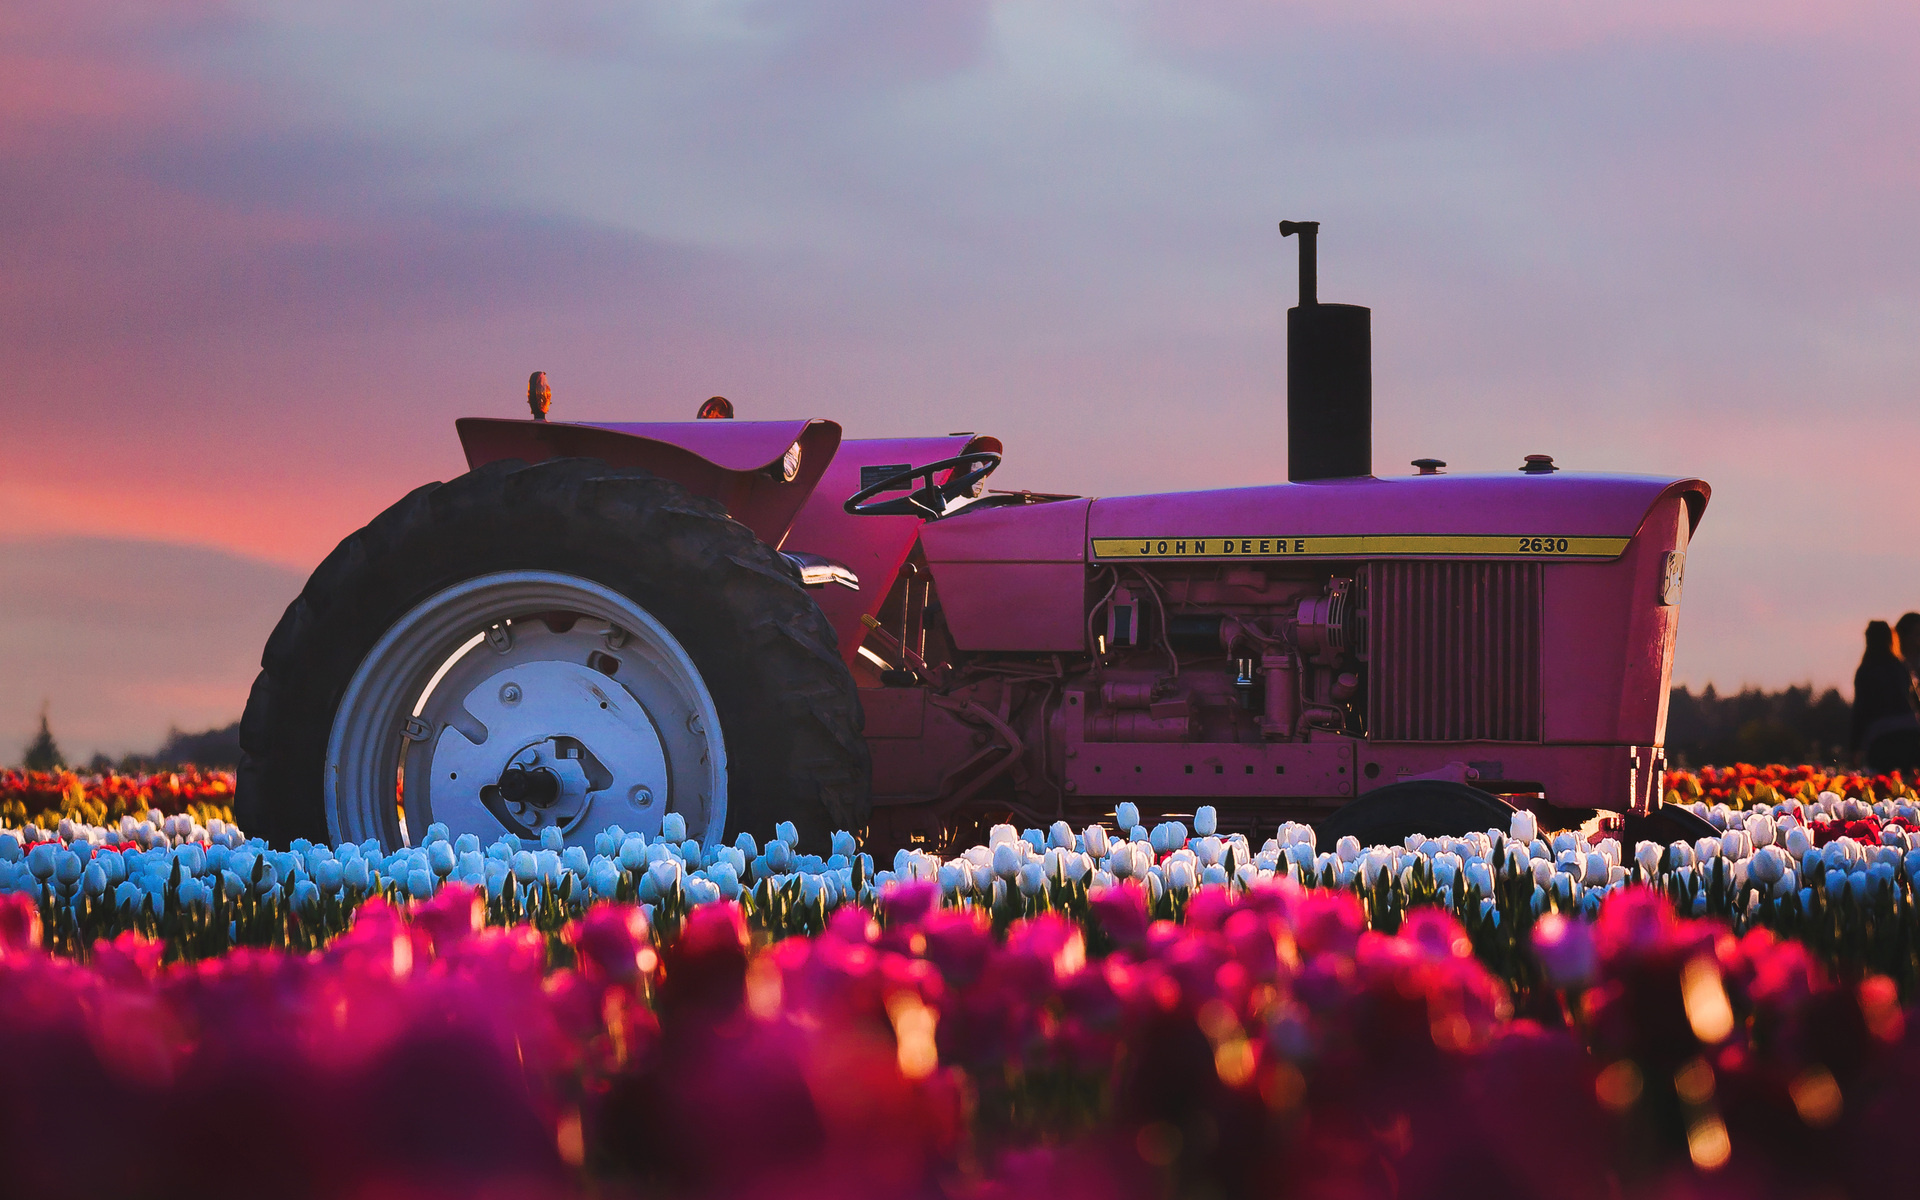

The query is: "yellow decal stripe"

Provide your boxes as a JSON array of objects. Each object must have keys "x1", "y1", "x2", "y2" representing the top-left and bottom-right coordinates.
[{"x1": 1089, "y1": 535, "x2": 1631, "y2": 560}]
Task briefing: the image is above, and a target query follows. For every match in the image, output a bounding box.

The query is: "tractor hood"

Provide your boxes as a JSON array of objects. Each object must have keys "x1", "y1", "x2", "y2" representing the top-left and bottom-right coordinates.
[
  {"x1": 456, "y1": 417, "x2": 842, "y2": 548},
  {"x1": 1085, "y1": 472, "x2": 1709, "y2": 563}
]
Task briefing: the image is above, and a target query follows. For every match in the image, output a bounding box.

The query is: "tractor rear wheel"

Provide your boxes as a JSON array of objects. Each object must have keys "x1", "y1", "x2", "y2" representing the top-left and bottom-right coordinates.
[
  {"x1": 236, "y1": 458, "x2": 867, "y2": 852},
  {"x1": 1315, "y1": 780, "x2": 1517, "y2": 848}
]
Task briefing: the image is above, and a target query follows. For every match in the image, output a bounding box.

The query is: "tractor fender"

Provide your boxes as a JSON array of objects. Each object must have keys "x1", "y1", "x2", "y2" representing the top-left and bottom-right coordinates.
[{"x1": 455, "y1": 417, "x2": 842, "y2": 548}]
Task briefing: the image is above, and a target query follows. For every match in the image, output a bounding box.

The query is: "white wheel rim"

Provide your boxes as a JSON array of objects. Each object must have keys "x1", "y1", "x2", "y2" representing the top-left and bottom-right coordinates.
[{"x1": 325, "y1": 571, "x2": 727, "y2": 850}]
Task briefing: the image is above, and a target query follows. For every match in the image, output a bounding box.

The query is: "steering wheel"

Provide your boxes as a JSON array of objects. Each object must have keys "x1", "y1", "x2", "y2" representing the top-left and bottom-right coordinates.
[{"x1": 843, "y1": 453, "x2": 1002, "y2": 519}]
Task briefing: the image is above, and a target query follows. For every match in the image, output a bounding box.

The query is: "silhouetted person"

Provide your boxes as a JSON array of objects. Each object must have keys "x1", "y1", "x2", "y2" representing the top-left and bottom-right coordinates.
[
  {"x1": 1898, "y1": 612, "x2": 1920, "y2": 683},
  {"x1": 1852, "y1": 620, "x2": 1920, "y2": 773}
]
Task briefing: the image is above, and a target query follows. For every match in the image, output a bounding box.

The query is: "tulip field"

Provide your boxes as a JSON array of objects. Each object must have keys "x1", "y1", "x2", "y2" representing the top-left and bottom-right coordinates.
[{"x1": 3, "y1": 765, "x2": 1919, "y2": 1198}]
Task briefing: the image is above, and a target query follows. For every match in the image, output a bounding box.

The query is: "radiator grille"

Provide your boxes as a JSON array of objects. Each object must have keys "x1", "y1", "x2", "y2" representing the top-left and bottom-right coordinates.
[{"x1": 1366, "y1": 561, "x2": 1542, "y2": 742}]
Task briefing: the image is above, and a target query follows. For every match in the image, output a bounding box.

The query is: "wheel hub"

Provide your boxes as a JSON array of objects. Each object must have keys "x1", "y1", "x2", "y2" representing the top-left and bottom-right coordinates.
[{"x1": 429, "y1": 658, "x2": 669, "y2": 840}]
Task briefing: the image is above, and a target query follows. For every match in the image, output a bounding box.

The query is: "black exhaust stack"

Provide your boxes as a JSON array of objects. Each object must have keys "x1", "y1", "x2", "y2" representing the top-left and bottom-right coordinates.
[{"x1": 1281, "y1": 220, "x2": 1371, "y2": 481}]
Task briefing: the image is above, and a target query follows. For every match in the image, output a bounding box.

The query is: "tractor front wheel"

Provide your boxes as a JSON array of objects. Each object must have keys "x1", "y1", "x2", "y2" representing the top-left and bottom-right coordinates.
[
  {"x1": 236, "y1": 458, "x2": 868, "y2": 852},
  {"x1": 1621, "y1": 802, "x2": 1718, "y2": 847},
  {"x1": 1315, "y1": 780, "x2": 1518, "y2": 848}
]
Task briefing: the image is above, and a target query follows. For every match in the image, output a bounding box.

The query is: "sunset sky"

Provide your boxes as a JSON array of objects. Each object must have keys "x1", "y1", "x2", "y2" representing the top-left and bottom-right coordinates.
[{"x1": 4, "y1": 0, "x2": 1918, "y2": 758}]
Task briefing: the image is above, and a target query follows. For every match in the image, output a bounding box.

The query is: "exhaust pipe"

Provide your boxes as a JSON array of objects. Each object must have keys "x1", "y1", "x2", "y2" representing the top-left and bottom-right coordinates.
[{"x1": 1281, "y1": 220, "x2": 1371, "y2": 481}]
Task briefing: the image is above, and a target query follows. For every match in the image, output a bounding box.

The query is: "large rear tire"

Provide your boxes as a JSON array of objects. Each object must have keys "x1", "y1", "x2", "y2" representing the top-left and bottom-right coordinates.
[{"x1": 236, "y1": 458, "x2": 868, "y2": 852}]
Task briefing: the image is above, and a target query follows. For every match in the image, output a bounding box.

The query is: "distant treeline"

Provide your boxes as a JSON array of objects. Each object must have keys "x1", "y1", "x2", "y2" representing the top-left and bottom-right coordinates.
[
  {"x1": 1665, "y1": 684, "x2": 1853, "y2": 769},
  {"x1": 77, "y1": 721, "x2": 243, "y2": 774}
]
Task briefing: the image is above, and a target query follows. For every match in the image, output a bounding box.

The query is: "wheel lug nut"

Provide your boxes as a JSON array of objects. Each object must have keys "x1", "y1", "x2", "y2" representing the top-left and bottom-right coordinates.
[{"x1": 500, "y1": 683, "x2": 522, "y2": 704}]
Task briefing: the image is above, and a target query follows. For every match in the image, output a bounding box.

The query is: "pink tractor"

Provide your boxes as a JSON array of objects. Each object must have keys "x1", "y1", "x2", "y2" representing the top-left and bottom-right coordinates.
[{"x1": 237, "y1": 222, "x2": 1713, "y2": 853}]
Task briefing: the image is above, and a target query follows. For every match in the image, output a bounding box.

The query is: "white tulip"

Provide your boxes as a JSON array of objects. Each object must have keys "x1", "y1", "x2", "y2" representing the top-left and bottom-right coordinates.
[
  {"x1": 1624, "y1": 842, "x2": 1655, "y2": 878},
  {"x1": 586, "y1": 859, "x2": 620, "y2": 897},
  {"x1": 937, "y1": 862, "x2": 968, "y2": 896},
  {"x1": 315, "y1": 859, "x2": 345, "y2": 892},
  {"x1": 612, "y1": 837, "x2": 644, "y2": 872},
  {"x1": 1115, "y1": 803, "x2": 1140, "y2": 831},
  {"x1": 657, "y1": 812, "x2": 687, "y2": 843},
  {"x1": 1017, "y1": 861, "x2": 1047, "y2": 896},
  {"x1": 1083, "y1": 826, "x2": 1110, "y2": 859},
  {"x1": 648, "y1": 858, "x2": 681, "y2": 893},
  {"x1": 992, "y1": 842, "x2": 1021, "y2": 880},
  {"x1": 26, "y1": 843, "x2": 57, "y2": 881},
  {"x1": 1466, "y1": 860, "x2": 1494, "y2": 894},
  {"x1": 1509, "y1": 810, "x2": 1538, "y2": 845},
  {"x1": 793, "y1": 873, "x2": 821, "y2": 905},
  {"x1": 1195, "y1": 806, "x2": 1218, "y2": 836},
  {"x1": 1784, "y1": 826, "x2": 1813, "y2": 861},
  {"x1": 173, "y1": 843, "x2": 205, "y2": 876},
  {"x1": 1360, "y1": 851, "x2": 1390, "y2": 887}
]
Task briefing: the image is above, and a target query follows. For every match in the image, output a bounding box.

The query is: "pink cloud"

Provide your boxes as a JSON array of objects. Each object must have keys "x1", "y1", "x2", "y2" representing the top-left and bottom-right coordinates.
[{"x1": 1153, "y1": 0, "x2": 1918, "y2": 55}]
